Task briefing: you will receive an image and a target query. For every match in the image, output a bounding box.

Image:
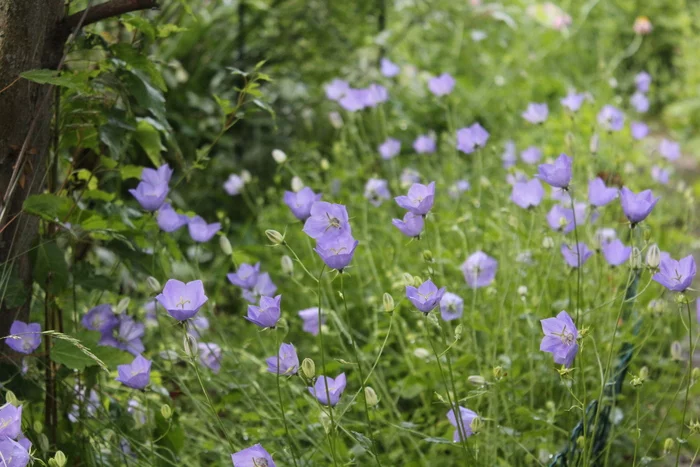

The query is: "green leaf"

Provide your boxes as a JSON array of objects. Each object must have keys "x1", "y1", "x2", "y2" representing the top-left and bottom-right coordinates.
[
  {"x1": 120, "y1": 165, "x2": 144, "y2": 180},
  {"x1": 1, "y1": 267, "x2": 28, "y2": 308},
  {"x1": 33, "y1": 241, "x2": 69, "y2": 293},
  {"x1": 100, "y1": 112, "x2": 135, "y2": 160},
  {"x1": 50, "y1": 338, "x2": 99, "y2": 371},
  {"x1": 134, "y1": 119, "x2": 164, "y2": 167},
  {"x1": 82, "y1": 190, "x2": 115, "y2": 202},
  {"x1": 21, "y1": 69, "x2": 92, "y2": 93},
  {"x1": 157, "y1": 24, "x2": 188, "y2": 38},
  {"x1": 23, "y1": 194, "x2": 72, "y2": 221}
]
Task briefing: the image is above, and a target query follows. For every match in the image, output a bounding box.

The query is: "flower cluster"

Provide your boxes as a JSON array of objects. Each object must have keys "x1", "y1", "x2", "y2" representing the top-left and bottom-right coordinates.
[{"x1": 0, "y1": 403, "x2": 32, "y2": 467}]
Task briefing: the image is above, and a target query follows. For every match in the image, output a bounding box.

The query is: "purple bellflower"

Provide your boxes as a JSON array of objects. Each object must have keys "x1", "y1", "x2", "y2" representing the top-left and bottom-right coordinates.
[
  {"x1": 597, "y1": 105, "x2": 625, "y2": 131},
  {"x1": 537, "y1": 154, "x2": 573, "y2": 188},
  {"x1": 338, "y1": 88, "x2": 367, "y2": 112},
  {"x1": 0, "y1": 404, "x2": 22, "y2": 439},
  {"x1": 400, "y1": 168, "x2": 421, "y2": 188},
  {"x1": 6, "y1": 321, "x2": 41, "y2": 355},
  {"x1": 653, "y1": 255, "x2": 696, "y2": 292},
  {"x1": 619, "y1": 187, "x2": 659, "y2": 225},
  {"x1": 303, "y1": 202, "x2": 351, "y2": 241},
  {"x1": 98, "y1": 315, "x2": 145, "y2": 356},
  {"x1": 630, "y1": 121, "x2": 648, "y2": 140},
  {"x1": 381, "y1": 58, "x2": 400, "y2": 77},
  {"x1": 588, "y1": 177, "x2": 618, "y2": 207},
  {"x1": 314, "y1": 234, "x2": 359, "y2": 271},
  {"x1": 635, "y1": 71, "x2": 651, "y2": 93},
  {"x1": 298, "y1": 307, "x2": 325, "y2": 336},
  {"x1": 602, "y1": 239, "x2": 632, "y2": 266},
  {"x1": 246, "y1": 295, "x2": 282, "y2": 328},
  {"x1": 428, "y1": 73, "x2": 455, "y2": 96},
  {"x1": 511, "y1": 178, "x2": 544, "y2": 209},
  {"x1": 325, "y1": 79, "x2": 349, "y2": 101},
  {"x1": 242, "y1": 273, "x2": 277, "y2": 304},
  {"x1": 546, "y1": 205, "x2": 574, "y2": 233},
  {"x1": 0, "y1": 438, "x2": 29, "y2": 467},
  {"x1": 651, "y1": 166, "x2": 670, "y2": 185},
  {"x1": 406, "y1": 279, "x2": 446, "y2": 313},
  {"x1": 448, "y1": 180, "x2": 470, "y2": 199},
  {"x1": 188, "y1": 216, "x2": 221, "y2": 243},
  {"x1": 392, "y1": 212, "x2": 424, "y2": 238},
  {"x1": 456, "y1": 123, "x2": 489, "y2": 154},
  {"x1": 188, "y1": 316, "x2": 210, "y2": 339},
  {"x1": 156, "y1": 279, "x2": 208, "y2": 321},
  {"x1": 82, "y1": 304, "x2": 119, "y2": 333},
  {"x1": 439, "y1": 292, "x2": 464, "y2": 321},
  {"x1": 284, "y1": 187, "x2": 322, "y2": 221},
  {"x1": 395, "y1": 182, "x2": 436, "y2": 216},
  {"x1": 561, "y1": 92, "x2": 586, "y2": 112},
  {"x1": 198, "y1": 342, "x2": 222, "y2": 373},
  {"x1": 521, "y1": 146, "x2": 542, "y2": 165},
  {"x1": 447, "y1": 406, "x2": 478, "y2": 441},
  {"x1": 224, "y1": 174, "x2": 244, "y2": 196},
  {"x1": 266, "y1": 343, "x2": 299, "y2": 375},
  {"x1": 659, "y1": 139, "x2": 680, "y2": 161},
  {"x1": 561, "y1": 242, "x2": 593, "y2": 268},
  {"x1": 364, "y1": 178, "x2": 391, "y2": 206},
  {"x1": 462, "y1": 251, "x2": 498, "y2": 288},
  {"x1": 232, "y1": 444, "x2": 276, "y2": 467},
  {"x1": 630, "y1": 92, "x2": 649, "y2": 113},
  {"x1": 540, "y1": 310, "x2": 579, "y2": 367},
  {"x1": 413, "y1": 135, "x2": 436, "y2": 154},
  {"x1": 116, "y1": 355, "x2": 151, "y2": 390},
  {"x1": 522, "y1": 103, "x2": 548, "y2": 124},
  {"x1": 129, "y1": 180, "x2": 168, "y2": 212},
  {"x1": 157, "y1": 203, "x2": 189, "y2": 232},
  {"x1": 227, "y1": 263, "x2": 261, "y2": 290},
  {"x1": 379, "y1": 138, "x2": 401, "y2": 160},
  {"x1": 309, "y1": 373, "x2": 347, "y2": 406}
]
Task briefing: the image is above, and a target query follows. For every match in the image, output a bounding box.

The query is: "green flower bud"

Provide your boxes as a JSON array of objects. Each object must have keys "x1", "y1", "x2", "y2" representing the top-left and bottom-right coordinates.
[
  {"x1": 630, "y1": 247, "x2": 642, "y2": 270},
  {"x1": 542, "y1": 236, "x2": 554, "y2": 249},
  {"x1": 422, "y1": 250, "x2": 434, "y2": 263},
  {"x1": 301, "y1": 358, "x2": 315, "y2": 380},
  {"x1": 364, "y1": 386, "x2": 379, "y2": 407},
  {"x1": 468, "y1": 375, "x2": 486, "y2": 386},
  {"x1": 54, "y1": 450, "x2": 67, "y2": 467},
  {"x1": 161, "y1": 404, "x2": 172, "y2": 420},
  {"x1": 219, "y1": 236, "x2": 233, "y2": 256},
  {"x1": 33, "y1": 420, "x2": 43, "y2": 433},
  {"x1": 382, "y1": 293, "x2": 394, "y2": 313},
  {"x1": 639, "y1": 366, "x2": 649, "y2": 381},
  {"x1": 470, "y1": 417, "x2": 483, "y2": 434},
  {"x1": 146, "y1": 276, "x2": 161, "y2": 292},
  {"x1": 454, "y1": 324, "x2": 463, "y2": 341},
  {"x1": 5, "y1": 390, "x2": 18, "y2": 406},
  {"x1": 115, "y1": 297, "x2": 131, "y2": 314},
  {"x1": 663, "y1": 437, "x2": 674, "y2": 454},
  {"x1": 413, "y1": 275, "x2": 423, "y2": 286},
  {"x1": 402, "y1": 273, "x2": 414, "y2": 287},
  {"x1": 265, "y1": 229, "x2": 285, "y2": 245}
]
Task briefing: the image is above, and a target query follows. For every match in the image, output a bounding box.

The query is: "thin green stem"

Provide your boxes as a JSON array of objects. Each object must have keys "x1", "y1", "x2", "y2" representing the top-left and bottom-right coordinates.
[
  {"x1": 275, "y1": 330, "x2": 300, "y2": 467},
  {"x1": 675, "y1": 298, "x2": 694, "y2": 466}
]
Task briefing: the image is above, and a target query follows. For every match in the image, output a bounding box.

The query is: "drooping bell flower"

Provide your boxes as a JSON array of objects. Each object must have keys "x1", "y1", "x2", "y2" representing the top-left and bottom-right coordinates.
[
  {"x1": 187, "y1": 216, "x2": 221, "y2": 243},
  {"x1": 446, "y1": 406, "x2": 479, "y2": 441},
  {"x1": 522, "y1": 103, "x2": 548, "y2": 124},
  {"x1": 405, "y1": 279, "x2": 446, "y2": 313},
  {"x1": 560, "y1": 242, "x2": 593, "y2": 268},
  {"x1": 619, "y1": 187, "x2": 659, "y2": 225},
  {"x1": 116, "y1": 355, "x2": 151, "y2": 390},
  {"x1": 266, "y1": 343, "x2": 299, "y2": 375},
  {"x1": 461, "y1": 251, "x2": 498, "y2": 288},
  {"x1": 156, "y1": 279, "x2": 208, "y2": 321},
  {"x1": 284, "y1": 187, "x2": 322, "y2": 221},
  {"x1": 245, "y1": 295, "x2": 282, "y2": 328},
  {"x1": 314, "y1": 234, "x2": 359, "y2": 271},
  {"x1": 588, "y1": 177, "x2": 618, "y2": 207},
  {"x1": 308, "y1": 373, "x2": 347, "y2": 406},
  {"x1": 537, "y1": 154, "x2": 573, "y2": 189}
]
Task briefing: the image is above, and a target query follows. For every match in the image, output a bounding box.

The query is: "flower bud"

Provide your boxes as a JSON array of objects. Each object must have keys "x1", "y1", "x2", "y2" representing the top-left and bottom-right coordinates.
[
  {"x1": 183, "y1": 333, "x2": 198, "y2": 358},
  {"x1": 402, "y1": 273, "x2": 414, "y2": 287},
  {"x1": 364, "y1": 386, "x2": 379, "y2": 407},
  {"x1": 671, "y1": 341, "x2": 683, "y2": 361},
  {"x1": 241, "y1": 170, "x2": 252, "y2": 183},
  {"x1": 517, "y1": 286, "x2": 528, "y2": 296},
  {"x1": 630, "y1": 376, "x2": 643, "y2": 387},
  {"x1": 646, "y1": 244, "x2": 660, "y2": 269},
  {"x1": 422, "y1": 250, "x2": 434, "y2": 263},
  {"x1": 281, "y1": 255, "x2": 294, "y2": 275},
  {"x1": 53, "y1": 451, "x2": 67, "y2": 467},
  {"x1": 663, "y1": 437, "x2": 674, "y2": 455},
  {"x1": 493, "y1": 366, "x2": 505, "y2": 380},
  {"x1": 115, "y1": 297, "x2": 131, "y2": 314},
  {"x1": 38, "y1": 433, "x2": 49, "y2": 452},
  {"x1": 265, "y1": 229, "x2": 285, "y2": 245},
  {"x1": 589, "y1": 133, "x2": 599, "y2": 154},
  {"x1": 291, "y1": 176, "x2": 304, "y2": 192},
  {"x1": 454, "y1": 324, "x2": 463, "y2": 341},
  {"x1": 320, "y1": 159, "x2": 330, "y2": 171},
  {"x1": 328, "y1": 111, "x2": 343, "y2": 129},
  {"x1": 576, "y1": 436, "x2": 586, "y2": 449},
  {"x1": 382, "y1": 293, "x2": 394, "y2": 313},
  {"x1": 426, "y1": 312, "x2": 440, "y2": 329},
  {"x1": 633, "y1": 16, "x2": 653, "y2": 35},
  {"x1": 5, "y1": 390, "x2": 18, "y2": 406},
  {"x1": 470, "y1": 417, "x2": 483, "y2": 434},
  {"x1": 219, "y1": 236, "x2": 233, "y2": 256},
  {"x1": 413, "y1": 347, "x2": 430, "y2": 359},
  {"x1": 639, "y1": 366, "x2": 649, "y2": 381},
  {"x1": 468, "y1": 375, "x2": 486, "y2": 386},
  {"x1": 693, "y1": 367, "x2": 700, "y2": 382},
  {"x1": 301, "y1": 358, "x2": 315, "y2": 379},
  {"x1": 271, "y1": 149, "x2": 287, "y2": 164},
  {"x1": 630, "y1": 247, "x2": 642, "y2": 269},
  {"x1": 146, "y1": 276, "x2": 161, "y2": 292},
  {"x1": 161, "y1": 404, "x2": 172, "y2": 420},
  {"x1": 542, "y1": 236, "x2": 554, "y2": 249},
  {"x1": 49, "y1": 460, "x2": 58, "y2": 467}
]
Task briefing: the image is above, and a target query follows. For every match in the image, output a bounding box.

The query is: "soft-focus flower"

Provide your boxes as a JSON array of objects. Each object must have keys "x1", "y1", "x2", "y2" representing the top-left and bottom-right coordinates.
[
  {"x1": 447, "y1": 406, "x2": 478, "y2": 441},
  {"x1": 338, "y1": 88, "x2": 368, "y2": 112},
  {"x1": 400, "y1": 168, "x2": 421, "y2": 188},
  {"x1": 439, "y1": 292, "x2": 464, "y2": 321},
  {"x1": 588, "y1": 177, "x2": 618, "y2": 207},
  {"x1": 456, "y1": 123, "x2": 489, "y2": 154},
  {"x1": 633, "y1": 16, "x2": 653, "y2": 35},
  {"x1": 314, "y1": 234, "x2": 359, "y2": 271},
  {"x1": 325, "y1": 79, "x2": 349, "y2": 101},
  {"x1": 82, "y1": 304, "x2": 118, "y2": 333},
  {"x1": 630, "y1": 92, "x2": 649, "y2": 113},
  {"x1": 448, "y1": 180, "x2": 470, "y2": 199},
  {"x1": 659, "y1": 139, "x2": 680, "y2": 161},
  {"x1": 188, "y1": 316, "x2": 210, "y2": 339},
  {"x1": 363, "y1": 84, "x2": 389, "y2": 107},
  {"x1": 546, "y1": 204, "x2": 575, "y2": 233},
  {"x1": 129, "y1": 180, "x2": 168, "y2": 211},
  {"x1": 98, "y1": 315, "x2": 145, "y2": 355},
  {"x1": 502, "y1": 140, "x2": 516, "y2": 168},
  {"x1": 68, "y1": 387, "x2": 100, "y2": 423},
  {"x1": 308, "y1": 374, "x2": 347, "y2": 406},
  {"x1": 406, "y1": 279, "x2": 446, "y2": 313},
  {"x1": 540, "y1": 310, "x2": 578, "y2": 367},
  {"x1": 303, "y1": 202, "x2": 351, "y2": 241},
  {"x1": 227, "y1": 263, "x2": 261, "y2": 290},
  {"x1": 6, "y1": 321, "x2": 41, "y2": 354},
  {"x1": 602, "y1": 239, "x2": 632, "y2": 266},
  {"x1": 242, "y1": 273, "x2": 277, "y2": 304},
  {"x1": 413, "y1": 135, "x2": 436, "y2": 154},
  {"x1": 560, "y1": 243, "x2": 593, "y2": 268},
  {"x1": 379, "y1": 138, "x2": 401, "y2": 160},
  {"x1": 461, "y1": 252, "x2": 498, "y2": 288},
  {"x1": 187, "y1": 216, "x2": 221, "y2": 243},
  {"x1": 116, "y1": 355, "x2": 151, "y2": 390},
  {"x1": 653, "y1": 255, "x2": 696, "y2": 292},
  {"x1": 380, "y1": 58, "x2": 400, "y2": 77},
  {"x1": 298, "y1": 307, "x2": 325, "y2": 336},
  {"x1": 245, "y1": 295, "x2": 282, "y2": 328},
  {"x1": 537, "y1": 154, "x2": 573, "y2": 188},
  {"x1": 156, "y1": 203, "x2": 189, "y2": 232},
  {"x1": 561, "y1": 92, "x2": 586, "y2": 112},
  {"x1": 364, "y1": 178, "x2": 391, "y2": 206},
  {"x1": 0, "y1": 438, "x2": 29, "y2": 467},
  {"x1": 395, "y1": 182, "x2": 436, "y2": 216},
  {"x1": 224, "y1": 174, "x2": 245, "y2": 196},
  {"x1": 328, "y1": 111, "x2": 343, "y2": 128},
  {"x1": 595, "y1": 228, "x2": 617, "y2": 247},
  {"x1": 597, "y1": 105, "x2": 625, "y2": 131},
  {"x1": 266, "y1": 343, "x2": 299, "y2": 375},
  {"x1": 428, "y1": 73, "x2": 455, "y2": 96},
  {"x1": 198, "y1": 342, "x2": 222, "y2": 373},
  {"x1": 271, "y1": 149, "x2": 287, "y2": 164},
  {"x1": 511, "y1": 178, "x2": 544, "y2": 209},
  {"x1": 284, "y1": 187, "x2": 322, "y2": 221},
  {"x1": 619, "y1": 187, "x2": 659, "y2": 224},
  {"x1": 232, "y1": 444, "x2": 276, "y2": 467},
  {"x1": 635, "y1": 71, "x2": 652, "y2": 93},
  {"x1": 156, "y1": 279, "x2": 208, "y2": 321},
  {"x1": 651, "y1": 166, "x2": 670, "y2": 185},
  {"x1": 506, "y1": 171, "x2": 528, "y2": 186},
  {"x1": 522, "y1": 103, "x2": 548, "y2": 124},
  {"x1": 392, "y1": 212, "x2": 424, "y2": 238},
  {"x1": 521, "y1": 146, "x2": 542, "y2": 165},
  {"x1": 0, "y1": 403, "x2": 22, "y2": 439},
  {"x1": 630, "y1": 121, "x2": 649, "y2": 140}
]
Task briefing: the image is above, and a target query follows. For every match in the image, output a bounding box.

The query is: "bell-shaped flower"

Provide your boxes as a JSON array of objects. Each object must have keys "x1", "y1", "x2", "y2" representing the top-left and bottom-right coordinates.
[
  {"x1": 116, "y1": 355, "x2": 151, "y2": 390},
  {"x1": 308, "y1": 373, "x2": 347, "y2": 406},
  {"x1": 156, "y1": 279, "x2": 208, "y2": 321},
  {"x1": 405, "y1": 279, "x2": 446, "y2": 313},
  {"x1": 245, "y1": 295, "x2": 282, "y2": 328},
  {"x1": 540, "y1": 310, "x2": 579, "y2": 367}
]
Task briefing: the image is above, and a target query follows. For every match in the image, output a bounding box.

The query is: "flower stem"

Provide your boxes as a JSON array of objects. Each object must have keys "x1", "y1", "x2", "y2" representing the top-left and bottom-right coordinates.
[
  {"x1": 317, "y1": 266, "x2": 339, "y2": 466},
  {"x1": 675, "y1": 298, "x2": 694, "y2": 466},
  {"x1": 274, "y1": 330, "x2": 300, "y2": 467}
]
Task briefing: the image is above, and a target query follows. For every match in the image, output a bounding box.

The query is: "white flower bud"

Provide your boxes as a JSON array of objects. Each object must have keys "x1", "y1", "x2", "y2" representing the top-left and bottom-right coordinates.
[
  {"x1": 328, "y1": 111, "x2": 343, "y2": 129},
  {"x1": 219, "y1": 236, "x2": 233, "y2": 256},
  {"x1": 383, "y1": 293, "x2": 394, "y2": 312},
  {"x1": 468, "y1": 375, "x2": 486, "y2": 386},
  {"x1": 320, "y1": 159, "x2": 330, "y2": 171},
  {"x1": 161, "y1": 404, "x2": 172, "y2": 420},
  {"x1": 646, "y1": 244, "x2": 661, "y2": 269},
  {"x1": 281, "y1": 255, "x2": 294, "y2": 275},
  {"x1": 115, "y1": 297, "x2": 131, "y2": 314},
  {"x1": 53, "y1": 451, "x2": 67, "y2": 467},
  {"x1": 291, "y1": 176, "x2": 304, "y2": 192},
  {"x1": 364, "y1": 386, "x2": 379, "y2": 407},
  {"x1": 271, "y1": 149, "x2": 287, "y2": 164},
  {"x1": 517, "y1": 286, "x2": 528, "y2": 296},
  {"x1": 630, "y1": 247, "x2": 642, "y2": 269},
  {"x1": 240, "y1": 170, "x2": 252, "y2": 183},
  {"x1": 413, "y1": 347, "x2": 430, "y2": 359},
  {"x1": 542, "y1": 236, "x2": 554, "y2": 249},
  {"x1": 147, "y1": 276, "x2": 161, "y2": 292},
  {"x1": 589, "y1": 133, "x2": 599, "y2": 154}
]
